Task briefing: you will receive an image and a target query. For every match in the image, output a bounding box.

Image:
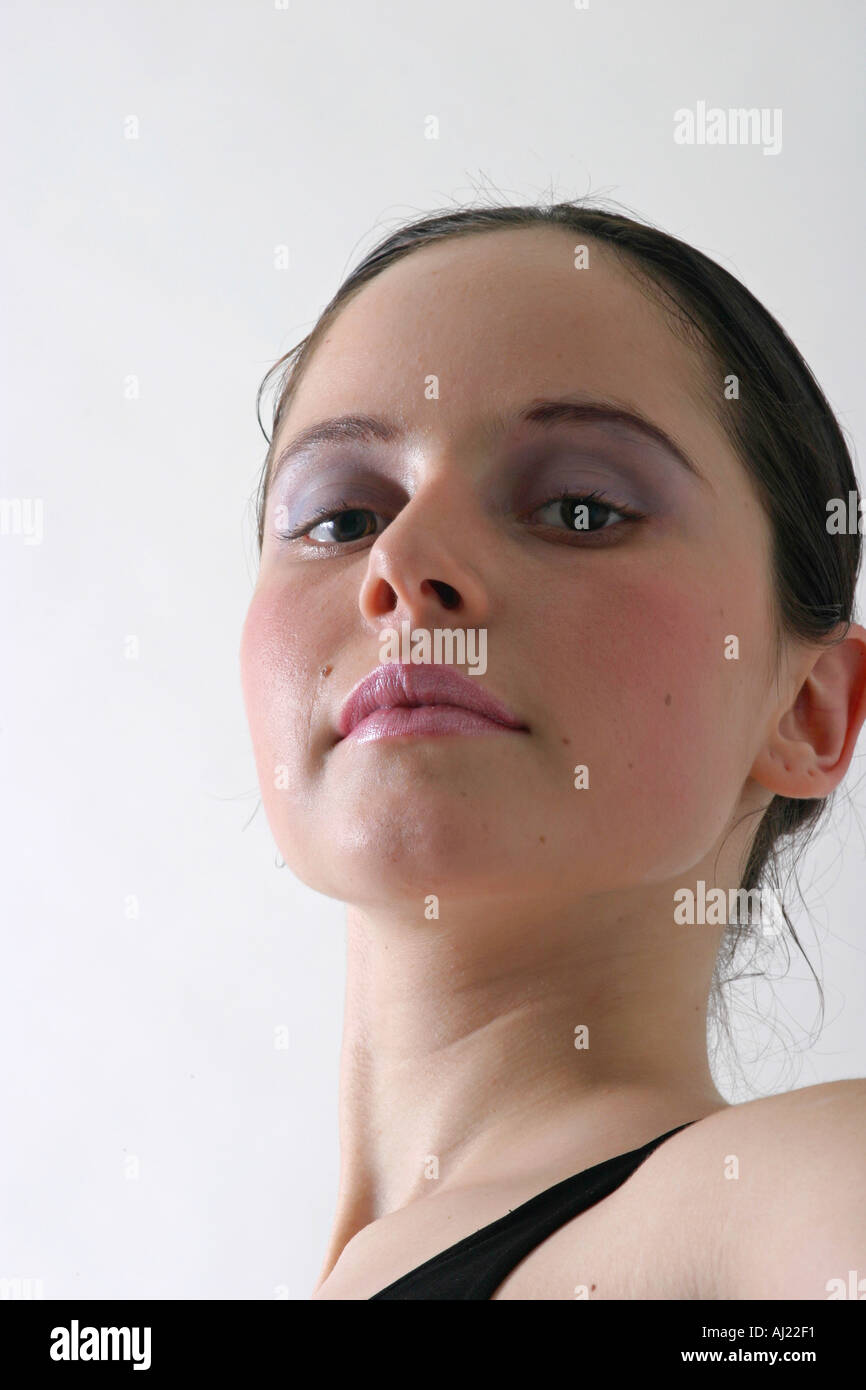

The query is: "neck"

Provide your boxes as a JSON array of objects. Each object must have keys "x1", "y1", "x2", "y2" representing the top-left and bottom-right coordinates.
[{"x1": 316, "y1": 879, "x2": 730, "y2": 1284}]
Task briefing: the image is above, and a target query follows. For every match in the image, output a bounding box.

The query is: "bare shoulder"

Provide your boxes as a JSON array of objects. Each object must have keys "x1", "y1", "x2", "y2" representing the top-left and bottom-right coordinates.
[
  {"x1": 672, "y1": 1079, "x2": 866, "y2": 1299},
  {"x1": 514, "y1": 1081, "x2": 866, "y2": 1301}
]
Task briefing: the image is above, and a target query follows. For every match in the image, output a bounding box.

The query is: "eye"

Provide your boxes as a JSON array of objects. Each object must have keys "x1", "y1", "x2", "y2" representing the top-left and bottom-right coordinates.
[
  {"x1": 530, "y1": 488, "x2": 646, "y2": 535},
  {"x1": 276, "y1": 500, "x2": 388, "y2": 546}
]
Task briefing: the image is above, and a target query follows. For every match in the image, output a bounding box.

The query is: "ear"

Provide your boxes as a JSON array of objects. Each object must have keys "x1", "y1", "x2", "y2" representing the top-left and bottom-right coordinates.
[{"x1": 750, "y1": 622, "x2": 866, "y2": 798}]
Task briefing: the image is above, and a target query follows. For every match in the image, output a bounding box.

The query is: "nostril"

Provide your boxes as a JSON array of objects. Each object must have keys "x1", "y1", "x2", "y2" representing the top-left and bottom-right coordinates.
[{"x1": 428, "y1": 579, "x2": 461, "y2": 610}]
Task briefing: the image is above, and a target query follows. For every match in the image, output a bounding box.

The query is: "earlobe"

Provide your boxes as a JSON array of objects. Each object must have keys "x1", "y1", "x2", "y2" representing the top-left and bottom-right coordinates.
[{"x1": 749, "y1": 622, "x2": 866, "y2": 800}]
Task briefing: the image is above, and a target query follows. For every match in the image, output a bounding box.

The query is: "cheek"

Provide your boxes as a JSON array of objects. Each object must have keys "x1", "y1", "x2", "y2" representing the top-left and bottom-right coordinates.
[
  {"x1": 542, "y1": 568, "x2": 765, "y2": 878},
  {"x1": 239, "y1": 580, "x2": 331, "y2": 817}
]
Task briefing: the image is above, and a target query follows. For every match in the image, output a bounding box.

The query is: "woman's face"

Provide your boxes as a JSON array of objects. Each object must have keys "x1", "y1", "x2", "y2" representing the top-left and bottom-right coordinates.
[{"x1": 240, "y1": 227, "x2": 781, "y2": 911}]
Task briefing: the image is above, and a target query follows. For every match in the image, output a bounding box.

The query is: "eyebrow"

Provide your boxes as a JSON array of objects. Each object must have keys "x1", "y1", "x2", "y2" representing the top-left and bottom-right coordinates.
[{"x1": 269, "y1": 397, "x2": 709, "y2": 487}]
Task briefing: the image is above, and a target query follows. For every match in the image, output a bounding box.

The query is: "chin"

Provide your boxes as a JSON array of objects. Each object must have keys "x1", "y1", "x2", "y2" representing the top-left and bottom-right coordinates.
[{"x1": 276, "y1": 798, "x2": 544, "y2": 908}]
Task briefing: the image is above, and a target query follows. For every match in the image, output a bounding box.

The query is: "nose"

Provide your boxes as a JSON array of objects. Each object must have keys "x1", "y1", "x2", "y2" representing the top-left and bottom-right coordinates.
[{"x1": 357, "y1": 483, "x2": 491, "y2": 633}]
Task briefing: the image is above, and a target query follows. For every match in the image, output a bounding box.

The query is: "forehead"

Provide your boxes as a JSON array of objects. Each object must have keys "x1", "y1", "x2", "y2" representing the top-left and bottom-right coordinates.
[{"x1": 286, "y1": 227, "x2": 715, "y2": 432}]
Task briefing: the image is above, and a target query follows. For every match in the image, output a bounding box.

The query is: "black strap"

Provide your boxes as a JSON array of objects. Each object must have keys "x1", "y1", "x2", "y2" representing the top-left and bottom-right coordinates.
[{"x1": 370, "y1": 1121, "x2": 695, "y2": 1299}]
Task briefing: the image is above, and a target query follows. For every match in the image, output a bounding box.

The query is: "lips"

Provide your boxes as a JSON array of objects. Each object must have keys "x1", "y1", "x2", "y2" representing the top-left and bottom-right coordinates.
[{"x1": 337, "y1": 663, "x2": 528, "y2": 742}]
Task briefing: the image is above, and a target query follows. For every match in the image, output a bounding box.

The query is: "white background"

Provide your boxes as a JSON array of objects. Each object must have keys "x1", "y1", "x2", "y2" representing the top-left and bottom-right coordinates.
[{"x1": 1, "y1": 0, "x2": 864, "y2": 1299}]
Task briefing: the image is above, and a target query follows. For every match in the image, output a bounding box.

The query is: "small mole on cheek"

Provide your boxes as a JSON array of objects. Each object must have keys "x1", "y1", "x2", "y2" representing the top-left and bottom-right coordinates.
[
  {"x1": 664, "y1": 693, "x2": 672, "y2": 706},
  {"x1": 562, "y1": 736, "x2": 571, "y2": 745},
  {"x1": 627, "y1": 762, "x2": 633, "y2": 770},
  {"x1": 321, "y1": 664, "x2": 333, "y2": 678},
  {"x1": 539, "y1": 835, "x2": 546, "y2": 844}
]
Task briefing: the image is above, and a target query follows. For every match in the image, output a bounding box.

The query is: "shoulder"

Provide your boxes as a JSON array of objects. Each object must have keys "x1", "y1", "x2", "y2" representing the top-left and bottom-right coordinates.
[
  {"x1": 675, "y1": 1079, "x2": 866, "y2": 1299},
  {"x1": 495, "y1": 1083, "x2": 865, "y2": 1300}
]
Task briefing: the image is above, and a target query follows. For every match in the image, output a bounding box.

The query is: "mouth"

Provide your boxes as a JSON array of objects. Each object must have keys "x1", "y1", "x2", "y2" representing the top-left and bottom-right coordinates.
[{"x1": 336, "y1": 663, "x2": 530, "y2": 745}]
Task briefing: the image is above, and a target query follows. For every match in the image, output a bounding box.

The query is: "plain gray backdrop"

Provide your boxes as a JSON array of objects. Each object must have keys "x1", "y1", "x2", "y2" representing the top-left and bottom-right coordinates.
[{"x1": 1, "y1": 0, "x2": 864, "y2": 1299}]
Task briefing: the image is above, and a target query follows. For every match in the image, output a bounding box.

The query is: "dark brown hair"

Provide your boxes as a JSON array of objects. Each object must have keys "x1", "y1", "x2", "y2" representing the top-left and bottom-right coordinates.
[{"x1": 252, "y1": 199, "x2": 862, "y2": 1066}]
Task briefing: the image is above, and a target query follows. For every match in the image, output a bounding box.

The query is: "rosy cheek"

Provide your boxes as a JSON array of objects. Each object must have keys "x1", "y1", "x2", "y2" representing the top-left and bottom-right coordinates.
[
  {"x1": 549, "y1": 570, "x2": 756, "y2": 810},
  {"x1": 240, "y1": 583, "x2": 318, "y2": 760},
  {"x1": 546, "y1": 569, "x2": 716, "y2": 701}
]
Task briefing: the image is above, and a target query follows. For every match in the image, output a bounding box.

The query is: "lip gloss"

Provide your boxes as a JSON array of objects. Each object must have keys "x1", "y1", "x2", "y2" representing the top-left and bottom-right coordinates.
[{"x1": 343, "y1": 703, "x2": 524, "y2": 744}]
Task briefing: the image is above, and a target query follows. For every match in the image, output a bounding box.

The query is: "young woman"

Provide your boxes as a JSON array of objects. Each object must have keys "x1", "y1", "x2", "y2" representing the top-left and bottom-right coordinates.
[{"x1": 240, "y1": 202, "x2": 866, "y2": 1299}]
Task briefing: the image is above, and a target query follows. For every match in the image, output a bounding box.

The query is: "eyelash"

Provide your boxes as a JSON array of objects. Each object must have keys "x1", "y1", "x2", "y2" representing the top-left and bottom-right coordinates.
[
  {"x1": 274, "y1": 489, "x2": 647, "y2": 548},
  {"x1": 535, "y1": 486, "x2": 647, "y2": 534}
]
